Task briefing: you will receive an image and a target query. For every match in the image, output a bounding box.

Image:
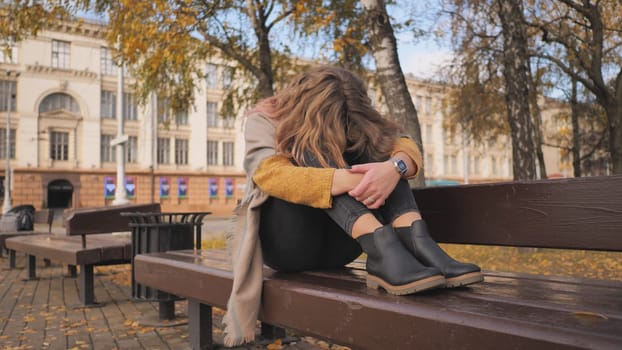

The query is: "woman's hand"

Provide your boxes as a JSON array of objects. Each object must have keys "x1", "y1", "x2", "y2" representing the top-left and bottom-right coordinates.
[{"x1": 348, "y1": 160, "x2": 400, "y2": 209}]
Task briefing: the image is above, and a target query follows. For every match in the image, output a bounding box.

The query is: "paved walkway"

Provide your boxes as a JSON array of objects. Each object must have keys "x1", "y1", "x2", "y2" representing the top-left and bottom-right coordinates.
[{"x1": 0, "y1": 255, "x2": 344, "y2": 350}]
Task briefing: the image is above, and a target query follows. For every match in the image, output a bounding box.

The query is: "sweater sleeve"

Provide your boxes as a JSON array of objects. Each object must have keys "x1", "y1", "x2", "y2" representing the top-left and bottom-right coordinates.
[
  {"x1": 391, "y1": 137, "x2": 423, "y2": 179},
  {"x1": 252, "y1": 155, "x2": 335, "y2": 209}
]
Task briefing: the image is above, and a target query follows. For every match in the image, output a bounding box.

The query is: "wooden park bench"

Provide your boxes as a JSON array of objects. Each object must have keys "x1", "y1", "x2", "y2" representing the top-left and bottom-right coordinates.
[
  {"x1": 134, "y1": 175, "x2": 622, "y2": 350},
  {"x1": 5, "y1": 203, "x2": 161, "y2": 306}
]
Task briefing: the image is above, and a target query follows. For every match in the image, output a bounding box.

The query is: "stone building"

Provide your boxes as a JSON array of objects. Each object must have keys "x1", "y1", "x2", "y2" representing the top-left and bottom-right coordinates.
[{"x1": 1, "y1": 21, "x2": 244, "y2": 215}]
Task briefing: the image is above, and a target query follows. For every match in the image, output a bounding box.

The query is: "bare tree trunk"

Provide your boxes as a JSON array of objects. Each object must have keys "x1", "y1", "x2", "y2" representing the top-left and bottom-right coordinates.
[
  {"x1": 247, "y1": 0, "x2": 274, "y2": 98},
  {"x1": 360, "y1": 0, "x2": 425, "y2": 187},
  {"x1": 528, "y1": 69, "x2": 547, "y2": 179},
  {"x1": 497, "y1": 0, "x2": 537, "y2": 180},
  {"x1": 570, "y1": 77, "x2": 582, "y2": 177},
  {"x1": 609, "y1": 80, "x2": 622, "y2": 173}
]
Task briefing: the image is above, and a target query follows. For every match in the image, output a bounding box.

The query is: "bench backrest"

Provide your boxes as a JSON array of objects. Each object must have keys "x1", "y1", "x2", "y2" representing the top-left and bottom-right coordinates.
[
  {"x1": 63, "y1": 203, "x2": 161, "y2": 235},
  {"x1": 414, "y1": 174, "x2": 622, "y2": 252}
]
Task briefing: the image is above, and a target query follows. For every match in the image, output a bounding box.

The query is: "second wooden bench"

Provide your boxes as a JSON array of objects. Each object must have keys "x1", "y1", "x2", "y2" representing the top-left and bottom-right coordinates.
[{"x1": 6, "y1": 203, "x2": 160, "y2": 306}]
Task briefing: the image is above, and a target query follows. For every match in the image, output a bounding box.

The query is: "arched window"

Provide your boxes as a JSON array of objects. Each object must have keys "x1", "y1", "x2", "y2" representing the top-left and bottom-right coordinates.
[{"x1": 39, "y1": 93, "x2": 80, "y2": 114}]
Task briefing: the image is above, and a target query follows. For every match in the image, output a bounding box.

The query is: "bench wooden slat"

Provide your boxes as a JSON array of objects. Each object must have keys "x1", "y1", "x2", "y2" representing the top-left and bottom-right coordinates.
[
  {"x1": 64, "y1": 203, "x2": 161, "y2": 235},
  {"x1": 414, "y1": 175, "x2": 622, "y2": 251},
  {"x1": 7, "y1": 236, "x2": 100, "y2": 265},
  {"x1": 134, "y1": 250, "x2": 622, "y2": 350}
]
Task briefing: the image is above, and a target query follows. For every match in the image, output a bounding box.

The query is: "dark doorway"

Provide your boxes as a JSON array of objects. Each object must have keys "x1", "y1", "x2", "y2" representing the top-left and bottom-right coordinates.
[{"x1": 47, "y1": 179, "x2": 73, "y2": 208}]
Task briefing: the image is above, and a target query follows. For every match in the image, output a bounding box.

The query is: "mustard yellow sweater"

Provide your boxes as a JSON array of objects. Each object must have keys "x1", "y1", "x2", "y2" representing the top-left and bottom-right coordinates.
[{"x1": 252, "y1": 137, "x2": 423, "y2": 208}]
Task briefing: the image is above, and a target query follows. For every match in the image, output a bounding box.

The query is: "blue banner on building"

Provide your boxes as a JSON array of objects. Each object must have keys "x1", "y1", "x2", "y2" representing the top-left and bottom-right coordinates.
[
  {"x1": 225, "y1": 178, "x2": 234, "y2": 198},
  {"x1": 125, "y1": 176, "x2": 136, "y2": 198},
  {"x1": 104, "y1": 176, "x2": 115, "y2": 199},
  {"x1": 178, "y1": 177, "x2": 188, "y2": 198},
  {"x1": 209, "y1": 178, "x2": 218, "y2": 198},
  {"x1": 160, "y1": 177, "x2": 170, "y2": 198}
]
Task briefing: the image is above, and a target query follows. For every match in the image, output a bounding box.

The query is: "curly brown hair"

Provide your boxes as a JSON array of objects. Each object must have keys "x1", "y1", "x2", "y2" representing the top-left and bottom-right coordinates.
[{"x1": 253, "y1": 65, "x2": 401, "y2": 168}]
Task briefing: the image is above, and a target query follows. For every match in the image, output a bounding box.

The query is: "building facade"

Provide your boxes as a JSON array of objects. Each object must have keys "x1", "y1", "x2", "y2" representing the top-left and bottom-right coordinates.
[
  {"x1": 1, "y1": 22, "x2": 245, "y2": 215},
  {"x1": 0, "y1": 21, "x2": 572, "y2": 214}
]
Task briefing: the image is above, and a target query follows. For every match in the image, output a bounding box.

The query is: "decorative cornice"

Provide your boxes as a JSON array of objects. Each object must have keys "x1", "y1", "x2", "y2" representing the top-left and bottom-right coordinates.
[
  {"x1": 47, "y1": 20, "x2": 107, "y2": 40},
  {"x1": 26, "y1": 64, "x2": 98, "y2": 80}
]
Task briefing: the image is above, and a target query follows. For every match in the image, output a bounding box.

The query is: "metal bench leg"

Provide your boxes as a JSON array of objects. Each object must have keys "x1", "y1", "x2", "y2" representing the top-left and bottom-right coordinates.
[
  {"x1": 188, "y1": 299, "x2": 212, "y2": 350},
  {"x1": 68, "y1": 265, "x2": 77, "y2": 278},
  {"x1": 261, "y1": 323, "x2": 286, "y2": 340},
  {"x1": 79, "y1": 264, "x2": 95, "y2": 306},
  {"x1": 26, "y1": 255, "x2": 37, "y2": 280},
  {"x1": 159, "y1": 301, "x2": 175, "y2": 321},
  {"x1": 8, "y1": 249, "x2": 16, "y2": 269}
]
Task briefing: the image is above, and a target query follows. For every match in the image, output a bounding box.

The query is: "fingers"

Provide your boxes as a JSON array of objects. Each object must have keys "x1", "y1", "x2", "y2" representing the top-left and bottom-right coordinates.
[
  {"x1": 348, "y1": 165, "x2": 370, "y2": 174},
  {"x1": 348, "y1": 181, "x2": 370, "y2": 198},
  {"x1": 359, "y1": 193, "x2": 385, "y2": 209}
]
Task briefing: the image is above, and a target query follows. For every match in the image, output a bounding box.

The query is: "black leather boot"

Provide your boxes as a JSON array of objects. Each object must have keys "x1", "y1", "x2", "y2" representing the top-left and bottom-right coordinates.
[
  {"x1": 396, "y1": 220, "x2": 483, "y2": 288},
  {"x1": 357, "y1": 225, "x2": 445, "y2": 295}
]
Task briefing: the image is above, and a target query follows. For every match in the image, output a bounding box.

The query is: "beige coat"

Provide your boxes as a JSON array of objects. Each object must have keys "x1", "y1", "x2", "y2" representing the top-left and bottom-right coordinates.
[{"x1": 223, "y1": 112, "x2": 277, "y2": 346}]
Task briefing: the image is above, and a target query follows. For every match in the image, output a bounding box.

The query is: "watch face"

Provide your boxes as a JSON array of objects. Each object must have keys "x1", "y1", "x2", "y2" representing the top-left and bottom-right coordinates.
[{"x1": 396, "y1": 159, "x2": 408, "y2": 175}]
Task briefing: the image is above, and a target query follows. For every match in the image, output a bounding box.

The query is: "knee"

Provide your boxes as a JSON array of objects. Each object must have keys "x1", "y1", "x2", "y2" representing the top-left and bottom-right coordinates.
[{"x1": 391, "y1": 211, "x2": 422, "y2": 228}]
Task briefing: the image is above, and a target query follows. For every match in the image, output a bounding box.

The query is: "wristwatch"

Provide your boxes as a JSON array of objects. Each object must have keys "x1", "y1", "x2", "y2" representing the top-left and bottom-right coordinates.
[{"x1": 391, "y1": 157, "x2": 408, "y2": 176}]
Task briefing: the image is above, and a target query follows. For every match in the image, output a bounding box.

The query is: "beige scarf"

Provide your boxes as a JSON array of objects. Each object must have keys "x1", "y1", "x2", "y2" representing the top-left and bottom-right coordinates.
[{"x1": 223, "y1": 113, "x2": 277, "y2": 346}]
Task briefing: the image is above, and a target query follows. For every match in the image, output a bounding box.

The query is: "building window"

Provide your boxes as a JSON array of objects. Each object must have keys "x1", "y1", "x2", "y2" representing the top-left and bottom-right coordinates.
[
  {"x1": 0, "y1": 128, "x2": 16, "y2": 159},
  {"x1": 425, "y1": 123, "x2": 433, "y2": 142},
  {"x1": 157, "y1": 137, "x2": 170, "y2": 164},
  {"x1": 0, "y1": 81, "x2": 17, "y2": 112},
  {"x1": 126, "y1": 136, "x2": 138, "y2": 163},
  {"x1": 101, "y1": 134, "x2": 115, "y2": 162},
  {"x1": 123, "y1": 93, "x2": 138, "y2": 120},
  {"x1": 414, "y1": 95, "x2": 422, "y2": 111},
  {"x1": 100, "y1": 47, "x2": 116, "y2": 76},
  {"x1": 101, "y1": 90, "x2": 116, "y2": 119},
  {"x1": 473, "y1": 156, "x2": 481, "y2": 175},
  {"x1": 175, "y1": 138, "x2": 189, "y2": 165},
  {"x1": 222, "y1": 67, "x2": 233, "y2": 89},
  {"x1": 51, "y1": 40, "x2": 70, "y2": 69},
  {"x1": 176, "y1": 110, "x2": 188, "y2": 125},
  {"x1": 205, "y1": 64, "x2": 218, "y2": 89},
  {"x1": 450, "y1": 155, "x2": 458, "y2": 174},
  {"x1": 207, "y1": 140, "x2": 218, "y2": 165},
  {"x1": 207, "y1": 102, "x2": 218, "y2": 127},
  {"x1": 223, "y1": 141, "x2": 234, "y2": 166},
  {"x1": 0, "y1": 44, "x2": 17, "y2": 64},
  {"x1": 425, "y1": 97, "x2": 432, "y2": 114},
  {"x1": 222, "y1": 114, "x2": 235, "y2": 129},
  {"x1": 50, "y1": 131, "x2": 69, "y2": 161},
  {"x1": 491, "y1": 156, "x2": 497, "y2": 175},
  {"x1": 39, "y1": 93, "x2": 80, "y2": 114},
  {"x1": 157, "y1": 98, "x2": 169, "y2": 122}
]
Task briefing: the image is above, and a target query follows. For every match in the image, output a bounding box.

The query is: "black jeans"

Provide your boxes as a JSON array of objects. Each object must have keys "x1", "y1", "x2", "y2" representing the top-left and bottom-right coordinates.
[{"x1": 259, "y1": 179, "x2": 419, "y2": 272}]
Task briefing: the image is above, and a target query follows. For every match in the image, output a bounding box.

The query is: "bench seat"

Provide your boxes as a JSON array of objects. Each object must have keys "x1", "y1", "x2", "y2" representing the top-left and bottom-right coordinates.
[
  {"x1": 134, "y1": 249, "x2": 622, "y2": 350},
  {"x1": 5, "y1": 233, "x2": 131, "y2": 266}
]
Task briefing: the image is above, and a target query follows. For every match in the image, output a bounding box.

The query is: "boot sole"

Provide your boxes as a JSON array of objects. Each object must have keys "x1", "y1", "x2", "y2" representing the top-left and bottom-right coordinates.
[
  {"x1": 445, "y1": 271, "x2": 484, "y2": 288},
  {"x1": 366, "y1": 274, "x2": 446, "y2": 295}
]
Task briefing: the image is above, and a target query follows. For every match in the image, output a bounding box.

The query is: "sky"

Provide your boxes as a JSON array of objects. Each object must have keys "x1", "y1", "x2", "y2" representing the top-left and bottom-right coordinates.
[
  {"x1": 397, "y1": 38, "x2": 453, "y2": 80},
  {"x1": 391, "y1": 0, "x2": 453, "y2": 80}
]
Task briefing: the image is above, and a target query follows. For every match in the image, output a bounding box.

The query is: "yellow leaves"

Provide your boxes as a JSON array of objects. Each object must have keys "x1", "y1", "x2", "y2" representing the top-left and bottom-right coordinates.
[
  {"x1": 123, "y1": 319, "x2": 155, "y2": 335},
  {"x1": 267, "y1": 338, "x2": 283, "y2": 350},
  {"x1": 442, "y1": 244, "x2": 622, "y2": 281}
]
